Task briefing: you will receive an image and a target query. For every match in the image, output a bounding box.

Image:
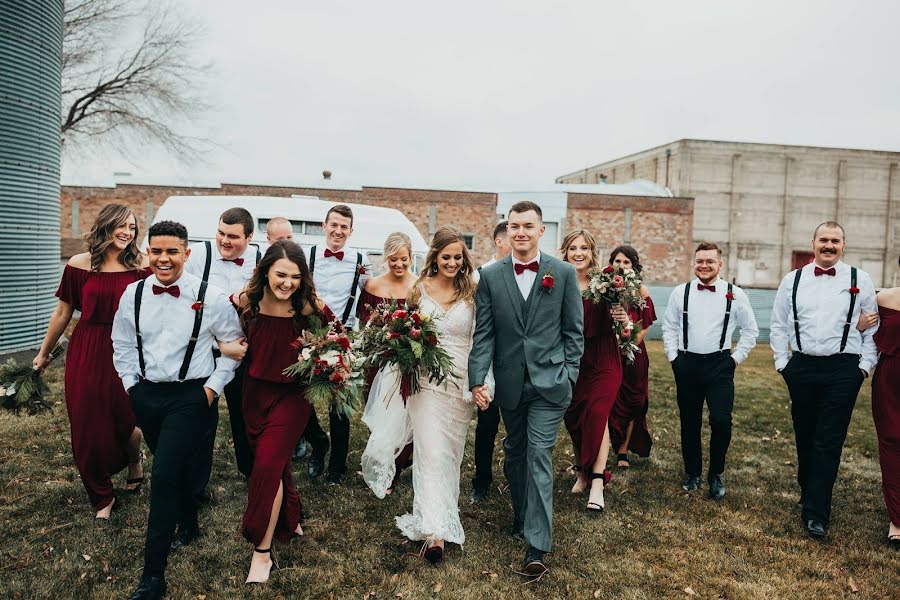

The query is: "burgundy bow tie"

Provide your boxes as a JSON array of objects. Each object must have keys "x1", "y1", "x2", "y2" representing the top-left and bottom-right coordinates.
[
  {"x1": 697, "y1": 283, "x2": 716, "y2": 292},
  {"x1": 324, "y1": 249, "x2": 344, "y2": 261},
  {"x1": 514, "y1": 261, "x2": 539, "y2": 275},
  {"x1": 152, "y1": 284, "x2": 180, "y2": 298},
  {"x1": 222, "y1": 257, "x2": 245, "y2": 266},
  {"x1": 814, "y1": 266, "x2": 836, "y2": 277}
]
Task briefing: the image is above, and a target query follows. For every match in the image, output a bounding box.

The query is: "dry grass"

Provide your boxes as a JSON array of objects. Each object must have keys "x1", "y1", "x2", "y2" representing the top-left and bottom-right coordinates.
[{"x1": 0, "y1": 342, "x2": 897, "y2": 599}]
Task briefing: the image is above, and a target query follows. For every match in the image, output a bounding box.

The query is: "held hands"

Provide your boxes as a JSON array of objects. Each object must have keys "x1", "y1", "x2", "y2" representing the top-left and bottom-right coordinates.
[
  {"x1": 471, "y1": 385, "x2": 491, "y2": 411},
  {"x1": 218, "y1": 337, "x2": 248, "y2": 361}
]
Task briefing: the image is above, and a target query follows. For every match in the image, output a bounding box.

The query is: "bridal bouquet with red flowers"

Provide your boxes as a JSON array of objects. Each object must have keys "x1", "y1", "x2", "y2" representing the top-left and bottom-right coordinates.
[
  {"x1": 583, "y1": 265, "x2": 647, "y2": 364},
  {"x1": 282, "y1": 317, "x2": 364, "y2": 419},
  {"x1": 356, "y1": 299, "x2": 457, "y2": 404}
]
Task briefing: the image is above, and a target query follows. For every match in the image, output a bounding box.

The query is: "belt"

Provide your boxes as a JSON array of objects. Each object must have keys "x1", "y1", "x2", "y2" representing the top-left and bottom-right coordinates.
[{"x1": 678, "y1": 349, "x2": 730, "y2": 358}]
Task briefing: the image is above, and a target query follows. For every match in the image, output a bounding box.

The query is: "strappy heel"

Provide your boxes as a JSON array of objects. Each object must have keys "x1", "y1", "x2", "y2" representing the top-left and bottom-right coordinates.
[
  {"x1": 419, "y1": 540, "x2": 444, "y2": 565},
  {"x1": 586, "y1": 470, "x2": 611, "y2": 513},
  {"x1": 245, "y1": 547, "x2": 277, "y2": 584},
  {"x1": 126, "y1": 449, "x2": 145, "y2": 493},
  {"x1": 616, "y1": 453, "x2": 630, "y2": 468}
]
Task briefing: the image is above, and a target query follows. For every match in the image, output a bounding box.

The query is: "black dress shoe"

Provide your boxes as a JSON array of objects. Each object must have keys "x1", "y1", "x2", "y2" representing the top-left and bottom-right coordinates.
[
  {"x1": 470, "y1": 486, "x2": 489, "y2": 503},
  {"x1": 805, "y1": 519, "x2": 827, "y2": 539},
  {"x1": 682, "y1": 475, "x2": 701, "y2": 492},
  {"x1": 292, "y1": 438, "x2": 310, "y2": 461},
  {"x1": 511, "y1": 519, "x2": 525, "y2": 542},
  {"x1": 324, "y1": 471, "x2": 345, "y2": 484},
  {"x1": 521, "y1": 546, "x2": 548, "y2": 577},
  {"x1": 127, "y1": 575, "x2": 166, "y2": 600},
  {"x1": 308, "y1": 453, "x2": 325, "y2": 479},
  {"x1": 708, "y1": 474, "x2": 726, "y2": 500},
  {"x1": 170, "y1": 524, "x2": 200, "y2": 550}
]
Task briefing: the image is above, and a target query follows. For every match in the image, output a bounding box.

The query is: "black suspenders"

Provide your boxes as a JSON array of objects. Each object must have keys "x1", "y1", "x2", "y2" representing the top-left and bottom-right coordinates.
[
  {"x1": 791, "y1": 266, "x2": 858, "y2": 354},
  {"x1": 308, "y1": 245, "x2": 362, "y2": 325},
  {"x1": 134, "y1": 278, "x2": 209, "y2": 382},
  {"x1": 681, "y1": 282, "x2": 734, "y2": 352},
  {"x1": 203, "y1": 240, "x2": 213, "y2": 282}
]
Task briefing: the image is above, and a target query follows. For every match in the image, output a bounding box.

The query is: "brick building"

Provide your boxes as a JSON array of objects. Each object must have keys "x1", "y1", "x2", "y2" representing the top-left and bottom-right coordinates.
[{"x1": 60, "y1": 181, "x2": 694, "y2": 283}]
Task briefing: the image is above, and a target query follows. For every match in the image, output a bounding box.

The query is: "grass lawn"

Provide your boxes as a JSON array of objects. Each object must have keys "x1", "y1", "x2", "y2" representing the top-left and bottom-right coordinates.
[{"x1": 0, "y1": 341, "x2": 896, "y2": 599}]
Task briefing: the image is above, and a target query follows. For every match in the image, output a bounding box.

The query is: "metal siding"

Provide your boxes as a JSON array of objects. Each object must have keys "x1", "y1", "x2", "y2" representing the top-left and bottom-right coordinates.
[{"x1": 0, "y1": 0, "x2": 63, "y2": 352}]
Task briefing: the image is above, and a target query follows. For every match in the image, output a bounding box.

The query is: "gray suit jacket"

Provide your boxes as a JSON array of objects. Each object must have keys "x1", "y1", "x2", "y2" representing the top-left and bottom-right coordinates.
[{"x1": 468, "y1": 253, "x2": 584, "y2": 410}]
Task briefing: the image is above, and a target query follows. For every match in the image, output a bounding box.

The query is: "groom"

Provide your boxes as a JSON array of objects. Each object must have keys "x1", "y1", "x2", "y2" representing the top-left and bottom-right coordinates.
[{"x1": 469, "y1": 200, "x2": 584, "y2": 576}]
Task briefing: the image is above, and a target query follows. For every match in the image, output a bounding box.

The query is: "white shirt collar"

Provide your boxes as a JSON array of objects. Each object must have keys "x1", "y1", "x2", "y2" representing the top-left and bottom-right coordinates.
[{"x1": 512, "y1": 251, "x2": 541, "y2": 266}]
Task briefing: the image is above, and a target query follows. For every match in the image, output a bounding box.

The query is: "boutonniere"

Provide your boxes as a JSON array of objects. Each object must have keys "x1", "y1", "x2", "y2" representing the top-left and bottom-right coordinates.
[
  {"x1": 848, "y1": 286, "x2": 860, "y2": 295},
  {"x1": 358, "y1": 264, "x2": 368, "y2": 276},
  {"x1": 541, "y1": 270, "x2": 555, "y2": 293},
  {"x1": 725, "y1": 291, "x2": 735, "y2": 301}
]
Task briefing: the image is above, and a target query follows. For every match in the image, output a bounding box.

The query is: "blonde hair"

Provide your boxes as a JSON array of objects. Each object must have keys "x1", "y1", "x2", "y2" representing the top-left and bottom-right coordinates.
[
  {"x1": 560, "y1": 229, "x2": 600, "y2": 271},
  {"x1": 383, "y1": 231, "x2": 412, "y2": 259},
  {"x1": 410, "y1": 226, "x2": 476, "y2": 305},
  {"x1": 85, "y1": 204, "x2": 143, "y2": 272}
]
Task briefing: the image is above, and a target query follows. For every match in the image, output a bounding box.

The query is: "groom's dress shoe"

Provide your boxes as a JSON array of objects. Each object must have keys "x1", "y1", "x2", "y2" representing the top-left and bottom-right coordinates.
[
  {"x1": 170, "y1": 523, "x2": 200, "y2": 550},
  {"x1": 805, "y1": 519, "x2": 827, "y2": 539},
  {"x1": 127, "y1": 575, "x2": 166, "y2": 600},
  {"x1": 708, "y1": 474, "x2": 726, "y2": 500},
  {"x1": 510, "y1": 519, "x2": 525, "y2": 542},
  {"x1": 470, "y1": 486, "x2": 488, "y2": 503},
  {"x1": 682, "y1": 475, "x2": 701, "y2": 492},
  {"x1": 521, "y1": 546, "x2": 548, "y2": 577}
]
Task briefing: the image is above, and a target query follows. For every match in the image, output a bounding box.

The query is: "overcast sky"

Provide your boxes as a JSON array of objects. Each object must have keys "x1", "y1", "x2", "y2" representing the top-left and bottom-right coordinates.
[{"x1": 61, "y1": 0, "x2": 900, "y2": 189}]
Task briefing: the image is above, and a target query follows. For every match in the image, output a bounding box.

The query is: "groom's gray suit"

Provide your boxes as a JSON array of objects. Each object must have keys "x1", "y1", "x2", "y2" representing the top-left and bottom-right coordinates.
[{"x1": 468, "y1": 252, "x2": 584, "y2": 552}]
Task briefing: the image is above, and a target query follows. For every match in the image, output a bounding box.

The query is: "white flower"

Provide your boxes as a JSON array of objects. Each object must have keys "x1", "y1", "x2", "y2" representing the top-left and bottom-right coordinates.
[
  {"x1": 301, "y1": 347, "x2": 313, "y2": 361},
  {"x1": 322, "y1": 350, "x2": 340, "y2": 367},
  {"x1": 6, "y1": 384, "x2": 15, "y2": 396}
]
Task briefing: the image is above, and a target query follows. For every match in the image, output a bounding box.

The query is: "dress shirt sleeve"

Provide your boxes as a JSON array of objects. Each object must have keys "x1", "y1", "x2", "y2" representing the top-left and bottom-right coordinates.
[
  {"x1": 857, "y1": 273, "x2": 879, "y2": 375},
  {"x1": 769, "y1": 273, "x2": 793, "y2": 372},
  {"x1": 111, "y1": 285, "x2": 140, "y2": 392},
  {"x1": 661, "y1": 286, "x2": 682, "y2": 362},
  {"x1": 204, "y1": 290, "x2": 243, "y2": 395},
  {"x1": 184, "y1": 243, "x2": 204, "y2": 278},
  {"x1": 730, "y1": 287, "x2": 758, "y2": 365}
]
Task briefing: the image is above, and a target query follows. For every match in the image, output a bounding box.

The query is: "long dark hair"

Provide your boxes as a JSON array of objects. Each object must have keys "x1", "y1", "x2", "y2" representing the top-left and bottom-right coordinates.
[
  {"x1": 240, "y1": 241, "x2": 321, "y2": 331},
  {"x1": 608, "y1": 245, "x2": 643, "y2": 274},
  {"x1": 85, "y1": 203, "x2": 143, "y2": 272}
]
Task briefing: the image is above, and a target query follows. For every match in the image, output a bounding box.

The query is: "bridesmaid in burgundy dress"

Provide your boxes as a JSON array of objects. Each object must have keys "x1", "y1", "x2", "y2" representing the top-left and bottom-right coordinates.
[
  {"x1": 235, "y1": 240, "x2": 336, "y2": 584},
  {"x1": 607, "y1": 246, "x2": 657, "y2": 468},
  {"x1": 34, "y1": 204, "x2": 149, "y2": 520},
  {"x1": 561, "y1": 230, "x2": 628, "y2": 512}
]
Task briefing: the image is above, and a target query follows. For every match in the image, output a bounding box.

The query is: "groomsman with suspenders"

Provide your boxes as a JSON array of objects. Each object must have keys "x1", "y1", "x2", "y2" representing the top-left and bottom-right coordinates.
[
  {"x1": 184, "y1": 208, "x2": 259, "y2": 499},
  {"x1": 770, "y1": 222, "x2": 878, "y2": 539},
  {"x1": 299, "y1": 204, "x2": 370, "y2": 483},
  {"x1": 471, "y1": 220, "x2": 509, "y2": 502},
  {"x1": 112, "y1": 221, "x2": 243, "y2": 600},
  {"x1": 662, "y1": 242, "x2": 759, "y2": 500}
]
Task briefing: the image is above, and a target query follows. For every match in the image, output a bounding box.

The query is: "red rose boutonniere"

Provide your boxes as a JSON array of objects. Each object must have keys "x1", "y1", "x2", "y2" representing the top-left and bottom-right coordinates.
[
  {"x1": 358, "y1": 264, "x2": 367, "y2": 276},
  {"x1": 848, "y1": 287, "x2": 860, "y2": 295},
  {"x1": 191, "y1": 301, "x2": 204, "y2": 311},
  {"x1": 725, "y1": 291, "x2": 735, "y2": 301},
  {"x1": 541, "y1": 270, "x2": 555, "y2": 293}
]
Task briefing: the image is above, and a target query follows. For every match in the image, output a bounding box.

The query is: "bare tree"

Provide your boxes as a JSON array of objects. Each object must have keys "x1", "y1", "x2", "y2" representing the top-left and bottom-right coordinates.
[{"x1": 61, "y1": 0, "x2": 211, "y2": 161}]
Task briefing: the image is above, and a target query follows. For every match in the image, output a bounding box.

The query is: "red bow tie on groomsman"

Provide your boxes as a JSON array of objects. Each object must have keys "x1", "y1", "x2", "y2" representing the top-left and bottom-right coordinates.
[
  {"x1": 152, "y1": 284, "x2": 180, "y2": 298},
  {"x1": 222, "y1": 257, "x2": 244, "y2": 266},
  {"x1": 514, "y1": 261, "x2": 539, "y2": 275},
  {"x1": 324, "y1": 249, "x2": 344, "y2": 261},
  {"x1": 697, "y1": 283, "x2": 716, "y2": 292},
  {"x1": 814, "y1": 266, "x2": 836, "y2": 276}
]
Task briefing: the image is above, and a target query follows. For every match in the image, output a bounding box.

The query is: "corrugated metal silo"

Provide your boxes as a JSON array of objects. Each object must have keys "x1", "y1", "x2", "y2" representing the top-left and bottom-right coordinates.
[{"x1": 0, "y1": 0, "x2": 64, "y2": 352}]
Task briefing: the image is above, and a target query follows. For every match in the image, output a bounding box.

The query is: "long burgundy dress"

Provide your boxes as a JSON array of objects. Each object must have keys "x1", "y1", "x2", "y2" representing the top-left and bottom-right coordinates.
[
  {"x1": 872, "y1": 305, "x2": 900, "y2": 527},
  {"x1": 240, "y1": 306, "x2": 335, "y2": 545},
  {"x1": 357, "y1": 287, "x2": 413, "y2": 483},
  {"x1": 564, "y1": 298, "x2": 623, "y2": 473},
  {"x1": 609, "y1": 297, "x2": 657, "y2": 458},
  {"x1": 56, "y1": 264, "x2": 149, "y2": 510}
]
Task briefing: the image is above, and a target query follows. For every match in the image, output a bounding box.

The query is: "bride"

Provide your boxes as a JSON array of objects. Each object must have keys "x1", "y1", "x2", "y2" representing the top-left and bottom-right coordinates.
[{"x1": 393, "y1": 226, "x2": 488, "y2": 564}]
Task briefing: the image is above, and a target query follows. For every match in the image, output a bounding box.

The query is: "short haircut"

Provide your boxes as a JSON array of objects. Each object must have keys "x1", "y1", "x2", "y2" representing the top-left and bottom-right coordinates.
[
  {"x1": 695, "y1": 241, "x2": 722, "y2": 256},
  {"x1": 148, "y1": 220, "x2": 189, "y2": 245},
  {"x1": 325, "y1": 204, "x2": 354, "y2": 227},
  {"x1": 266, "y1": 216, "x2": 291, "y2": 234},
  {"x1": 508, "y1": 201, "x2": 542, "y2": 220},
  {"x1": 813, "y1": 221, "x2": 846, "y2": 240},
  {"x1": 220, "y1": 207, "x2": 254, "y2": 237},
  {"x1": 492, "y1": 220, "x2": 508, "y2": 240}
]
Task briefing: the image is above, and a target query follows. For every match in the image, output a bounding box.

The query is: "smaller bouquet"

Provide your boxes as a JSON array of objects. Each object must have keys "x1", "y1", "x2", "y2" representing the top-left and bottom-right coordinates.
[
  {"x1": 282, "y1": 317, "x2": 364, "y2": 419},
  {"x1": 2, "y1": 337, "x2": 68, "y2": 415},
  {"x1": 583, "y1": 265, "x2": 647, "y2": 364},
  {"x1": 356, "y1": 299, "x2": 457, "y2": 404}
]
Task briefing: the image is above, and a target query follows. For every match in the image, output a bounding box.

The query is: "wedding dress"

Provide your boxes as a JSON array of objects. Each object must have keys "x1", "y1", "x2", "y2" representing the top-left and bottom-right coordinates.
[{"x1": 360, "y1": 364, "x2": 414, "y2": 499}]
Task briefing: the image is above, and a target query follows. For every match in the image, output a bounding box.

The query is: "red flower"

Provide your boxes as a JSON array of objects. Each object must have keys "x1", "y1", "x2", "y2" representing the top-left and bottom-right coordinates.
[
  {"x1": 388, "y1": 331, "x2": 402, "y2": 340},
  {"x1": 602, "y1": 266, "x2": 615, "y2": 274},
  {"x1": 613, "y1": 275, "x2": 624, "y2": 288},
  {"x1": 392, "y1": 309, "x2": 408, "y2": 320},
  {"x1": 410, "y1": 327, "x2": 422, "y2": 340},
  {"x1": 542, "y1": 275, "x2": 554, "y2": 290},
  {"x1": 338, "y1": 336, "x2": 351, "y2": 350},
  {"x1": 725, "y1": 291, "x2": 735, "y2": 301},
  {"x1": 358, "y1": 265, "x2": 367, "y2": 275},
  {"x1": 191, "y1": 301, "x2": 203, "y2": 311},
  {"x1": 290, "y1": 337, "x2": 301, "y2": 350},
  {"x1": 330, "y1": 370, "x2": 344, "y2": 383},
  {"x1": 849, "y1": 287, "x2": 860, "y2": 294},
  {"x1": 411, "y1": 312, "x2": 422, "y2": 325},
  {"x1": 426, "y1": 333, "x2": 438, "y2": 346}
]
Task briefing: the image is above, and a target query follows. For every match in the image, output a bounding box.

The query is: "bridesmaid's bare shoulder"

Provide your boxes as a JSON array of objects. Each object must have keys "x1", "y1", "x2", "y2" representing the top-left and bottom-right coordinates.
[
  {"x1": 640, "y1": 284, "x2": 651, "y2": 298},
  {"x1": 877, "y1": 287, "x2": 900, "y2": 310},
  {"x1": 67, "y1": 252, "x2": 91, "y2": 270}
]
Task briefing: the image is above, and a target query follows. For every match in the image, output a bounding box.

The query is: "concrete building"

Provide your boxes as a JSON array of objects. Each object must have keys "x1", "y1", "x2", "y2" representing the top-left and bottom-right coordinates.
[
  {"x1": 59, "y1": 180, "x2": 694, "y2": 283},
  {"x1": 556, "y1": 139, "x2": 900, "y2": 288}
]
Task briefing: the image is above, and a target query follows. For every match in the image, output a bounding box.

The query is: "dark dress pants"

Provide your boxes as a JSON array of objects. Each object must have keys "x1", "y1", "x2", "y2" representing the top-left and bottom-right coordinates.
[
  {"x1": 301, "y1": 407, "x2": 348, "y2": 476},
  {"x1": 472, "y1": 400, "x2": 501, "y2": 491},
  {"x1": 782, "y1": 353, "x2": 864, "y2": 526},
  {"x1": 672, "y1": 350, "x2": 735, "y2": 479},
  {"x1": 129, "y1": 379, "x2": 217, "y2": 578}
]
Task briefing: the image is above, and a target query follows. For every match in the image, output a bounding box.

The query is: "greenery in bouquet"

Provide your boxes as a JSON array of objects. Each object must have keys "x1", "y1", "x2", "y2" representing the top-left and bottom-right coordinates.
[
  {"x1": 355, "y1": 299, "x2": 457, "y2": 404},
  {"x1": 1, "y1": 338, "x2": 67, "y2": 415},
  {"x1": 618, "y1": 320, "x2": 644, "y2": 365},
  {"x1": 282, "y1": 317, "x2": 364, "y2": 419},
  {"x1": 583, "y1": 265, "x2": 647, "y2": 363}
]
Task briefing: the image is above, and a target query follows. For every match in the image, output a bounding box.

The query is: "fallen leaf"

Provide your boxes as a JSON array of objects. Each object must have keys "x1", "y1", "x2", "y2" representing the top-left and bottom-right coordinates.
[
  {"x1": 198, "y1": 596, "x2": 206, "y2": 600},
  {"x1": 594, "y1": 591, "x2": 603, "y2": 599},
  {"x1": 433, "y1": 583, "x2": 442, "y2": 593},
  {"x1": 684, "y1": 587, "x2": 696, "y2": 596},
  {"x1": 98, "y1": 556, "x2": 109, "y2": 573},
  {"x1": 848, "y1": 577, "x2": 859, "y2": 593},
  {"x1": 82, "y1": 554, "x2": 91, "y2": 561}
]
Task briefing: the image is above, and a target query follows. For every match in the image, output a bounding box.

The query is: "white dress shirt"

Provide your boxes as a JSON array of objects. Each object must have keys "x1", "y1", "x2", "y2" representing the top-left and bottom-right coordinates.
[
  {"x1": 662, "y1": 277, "x2": 759, "y2": 364},
  {"x1": 111, "y1": 272, "x2": 243, "y2": 395},
  {"x1": 511, "y1": 252, "x2": 541, "y2": 300},
  {"x1": 770, "y1": 260, "x2": 878, "y2": 373},
  {"x1": 481, "y1": 256, "x2": 498, "y2": 269},
  {"x1": 310, "y1": 245, "x2": 370, "y2": 328},
  {"x1": 184, "y1": 241, "x2": 258, "y2": 296}
]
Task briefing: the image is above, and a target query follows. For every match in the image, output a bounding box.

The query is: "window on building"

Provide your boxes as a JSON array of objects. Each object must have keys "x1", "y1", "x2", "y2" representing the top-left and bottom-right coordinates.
[{"x1": 462, "y1": 234, "x2": 475, "y2": 251}]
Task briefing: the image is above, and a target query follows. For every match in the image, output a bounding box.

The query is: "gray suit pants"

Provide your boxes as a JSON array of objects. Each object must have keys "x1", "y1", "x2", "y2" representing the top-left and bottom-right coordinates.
[{"x1": 501, "y1": 372, "x2": 569, "y2": 552}]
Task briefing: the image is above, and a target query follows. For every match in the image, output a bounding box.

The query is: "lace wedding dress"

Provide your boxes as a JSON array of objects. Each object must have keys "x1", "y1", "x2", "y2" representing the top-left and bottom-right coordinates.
[
  {"x1": 360, "y1": 364, "x2": 413, "y2": 498},
  {"x1": 394, "y1": 284, "x2": 479, "y2": 545}
]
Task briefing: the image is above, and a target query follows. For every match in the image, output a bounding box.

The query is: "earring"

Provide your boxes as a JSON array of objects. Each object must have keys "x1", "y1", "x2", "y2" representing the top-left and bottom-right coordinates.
[{"x1": 431, "y1": 263, "x2": 438, "y2": 274}]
